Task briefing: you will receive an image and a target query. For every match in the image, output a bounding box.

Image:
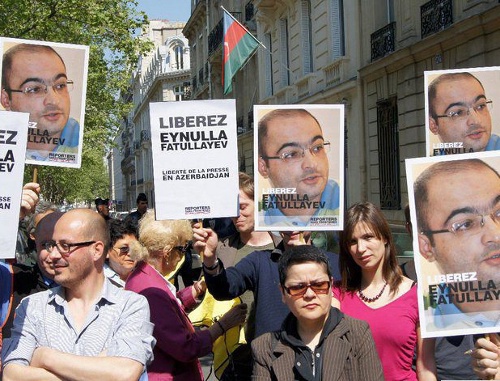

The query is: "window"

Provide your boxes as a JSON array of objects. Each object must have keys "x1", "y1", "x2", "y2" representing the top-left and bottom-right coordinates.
[
  {"x1": 377, "y1": 97, "x2": 401, "y2": 210},
  {"x1": 301, "y1": 0, "x2": 313, "y2": 74},
  {"x1": 174, "y1": 45, "x2": 184, "y2": 70},
  {"x1": 264, "y1": 33, "x2": 273, "y2": 97},
  {"x1": 279, "y1": 18, "x2": 290, "y2": 87},
  {"x1": 330, "y1": 0, "x2": 345, "y2": 59},
  {"x1": 174, "y1": 85, "x2": 184, "y2": 101}
]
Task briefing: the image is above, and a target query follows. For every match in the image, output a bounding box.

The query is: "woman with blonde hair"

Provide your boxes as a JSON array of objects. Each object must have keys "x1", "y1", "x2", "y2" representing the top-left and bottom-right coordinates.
[
  {"x1": 126, "y1": 211, "x2": 247, "y2": 381},
  {"x1": 332, "y1": 202, "x2": 436, "y2": 381}
]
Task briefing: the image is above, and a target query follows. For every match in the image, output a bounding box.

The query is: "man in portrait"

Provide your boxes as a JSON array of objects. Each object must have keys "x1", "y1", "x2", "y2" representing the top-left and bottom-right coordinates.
[
  {"x1": 428, "y1": 72, "x2": 500, "y2": 154},
  {"x1": 414, "y1": 157, "x2": 500, "y2": 331},
  {"x1": 1, "y1": 43, "x2": 80, "y2": 162},
  {"x1": 257, "y1": 108, "x2": 341, "y2": 228}
]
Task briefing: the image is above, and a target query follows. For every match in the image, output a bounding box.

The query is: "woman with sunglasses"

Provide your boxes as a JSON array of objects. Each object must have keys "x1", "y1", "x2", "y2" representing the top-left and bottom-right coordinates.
[
  {"x1": 332, "y1": 202, "x2": 436, "y2": 380},
  {"x1": 252, "y1": 245, "x2": 384, "y2": 380},
  {"x1": 125, "y1": 211, "x2": 247, "y2": 381}
]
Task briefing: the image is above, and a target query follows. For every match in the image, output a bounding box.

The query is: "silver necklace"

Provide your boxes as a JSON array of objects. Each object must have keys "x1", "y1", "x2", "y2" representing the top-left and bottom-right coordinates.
[{"x1": 358, "y1": 282, "x2": 387, "y2": 303}]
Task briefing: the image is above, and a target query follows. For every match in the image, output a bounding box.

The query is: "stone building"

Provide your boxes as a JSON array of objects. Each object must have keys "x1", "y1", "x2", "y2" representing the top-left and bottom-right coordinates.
[
  {"x1": 183, "y1": 0, "x2": 500, "y2": 224},
  {"x1": 118, "y1": 20, "x2": 191, "y2": 211}
]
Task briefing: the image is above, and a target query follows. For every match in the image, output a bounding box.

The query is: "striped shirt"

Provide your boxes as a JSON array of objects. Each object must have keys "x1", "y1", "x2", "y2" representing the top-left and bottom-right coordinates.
[{"x1": 2, "y1": 277, "x2": 155, "y2": 368}]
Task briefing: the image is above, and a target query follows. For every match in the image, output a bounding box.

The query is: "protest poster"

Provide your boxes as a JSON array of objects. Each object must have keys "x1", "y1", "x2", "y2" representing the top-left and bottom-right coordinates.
[
  {"x1": 0, "y1": 110, "x2": 29, "y2": 259},
  {"x1": 254, "y1": 105, "x2": 344, "y2": 231},
  {"x1": 0, "y1": 37, "x2": 89, "y2": 168},
  {"x1": 150, "y1": 99, "x2": 239, "y2": 220},
  {"x1": 406, "y1": 151, "x2": 500, "y2": 338},
  {"x1": 424, "y1": 66, "x2": 500, "y2": 157}
]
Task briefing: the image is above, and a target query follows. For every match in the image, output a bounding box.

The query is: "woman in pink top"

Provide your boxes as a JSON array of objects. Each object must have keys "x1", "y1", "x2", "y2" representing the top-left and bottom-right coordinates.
[{"x1": 332, "y1": 202, "x2": 436, "y2": 381}]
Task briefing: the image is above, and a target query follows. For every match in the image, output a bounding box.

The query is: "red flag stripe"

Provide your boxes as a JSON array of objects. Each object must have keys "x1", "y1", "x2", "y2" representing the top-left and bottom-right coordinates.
[{"x1": 223, "y1": 19, "x2": 249, "y2": 64}]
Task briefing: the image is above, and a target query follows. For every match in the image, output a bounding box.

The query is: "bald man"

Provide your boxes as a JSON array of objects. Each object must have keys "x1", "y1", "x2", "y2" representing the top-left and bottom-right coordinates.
[{"x1": 2, "y1": 209, "x2": 155, "y2": 380}]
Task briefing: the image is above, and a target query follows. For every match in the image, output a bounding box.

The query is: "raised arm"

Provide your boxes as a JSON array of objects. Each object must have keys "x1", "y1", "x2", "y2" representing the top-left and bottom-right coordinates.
[
  {"x1": 19, "y1": 182, "x2": 40, "y2": 220},
  {"x1": 192, "y1": 221, "x2": 219, "y2": 267}
]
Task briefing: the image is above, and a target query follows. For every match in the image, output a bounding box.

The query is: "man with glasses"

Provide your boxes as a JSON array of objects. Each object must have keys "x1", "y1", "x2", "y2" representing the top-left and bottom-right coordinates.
[
  {"x1": 257, "y1": 108, "x2": 340, "y2": 227},
  {"x1": 428, "y1": 72, "x2": 500, "y2": 154},
  {"x1": 2, "y1": 209, "x2": 155, "y2": 380},
  {"x1": 414, "y1": 158, "x2": 500, "y2": 330},
  {"x1": 1, "y1": 43, "x2": 79, "y2": 161}
]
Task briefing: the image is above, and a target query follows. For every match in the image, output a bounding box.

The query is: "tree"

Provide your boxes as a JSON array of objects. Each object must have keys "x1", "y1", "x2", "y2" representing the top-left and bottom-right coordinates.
[{"x1": 0, "y1": 0, "x2": 152, "y2": 204}]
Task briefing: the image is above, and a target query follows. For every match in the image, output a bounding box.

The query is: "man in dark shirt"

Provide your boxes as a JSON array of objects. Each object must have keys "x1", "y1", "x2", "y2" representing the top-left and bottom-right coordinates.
[{"x1": 126, "y1": 193, "x2": 148, "y2": 227}]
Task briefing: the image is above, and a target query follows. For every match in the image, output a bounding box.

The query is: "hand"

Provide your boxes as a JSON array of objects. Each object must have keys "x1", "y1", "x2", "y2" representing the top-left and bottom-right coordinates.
[
  {"x1": 19, "y1": 182, "x2": 40, "y2": 220},
  {"x1": 218, "y1": 303, "x2": 247, "y2": 331},
  {"x1": 193, "y1": 278, "x2": 206, "y2": 298},
  {"x1": 192, "y1": 222, "x2": 218, "y2": 266},
  {"x1": 472, "y1": 334, "x2": 500, "y2": 380}
]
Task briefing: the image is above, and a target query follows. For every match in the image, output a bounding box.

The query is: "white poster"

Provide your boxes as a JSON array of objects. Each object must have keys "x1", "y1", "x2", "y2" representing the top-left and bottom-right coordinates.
[
  {"x1": 0, "y1": 37, "x2": 89, "y2": 168},
  {"x1": 0, "y1": 110, "x2": 29, "y2": 259},
  {"x1": 424, "y1": 66, "x2": 500, "y2": 157},
  {"x1": 150, "y1": 99, "x2": 239, "y2": 220},
  {"x1": 406, "y1": 151, "x2": 500, "y2": 338},
  {"x1": 253, "y1": 105, "x2": 345, "y2": 231}
]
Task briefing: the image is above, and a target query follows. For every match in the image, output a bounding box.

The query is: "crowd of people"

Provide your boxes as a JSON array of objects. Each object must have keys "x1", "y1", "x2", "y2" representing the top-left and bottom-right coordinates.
[{"x1": 0, "y1": 176, "x2": 498, "y2": 381}]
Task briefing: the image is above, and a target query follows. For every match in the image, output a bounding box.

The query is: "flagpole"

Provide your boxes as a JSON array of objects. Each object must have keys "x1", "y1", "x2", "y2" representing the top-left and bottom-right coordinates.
[{"x1": 220, "y1": 5, "x2": 266, "y2": 49}]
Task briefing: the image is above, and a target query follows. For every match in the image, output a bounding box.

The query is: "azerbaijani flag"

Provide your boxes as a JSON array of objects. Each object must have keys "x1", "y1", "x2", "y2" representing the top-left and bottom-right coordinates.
[{"x1": 223, "y1": 9, "x2": 260, "y2": 95}]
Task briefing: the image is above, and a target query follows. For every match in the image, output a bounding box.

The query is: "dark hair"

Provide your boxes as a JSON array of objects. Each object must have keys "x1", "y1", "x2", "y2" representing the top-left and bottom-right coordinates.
[
  {"x1": 428, "y1": 72, "x2": 484, "y2": 119},
  {"x1": 414, "y1": 158, "x2": 499, "y2": 237},
  {"x1": 108, "y1": 218, "x2": 138, "y2": 247},
  {"x1": 339, "y1": 202, "x2": 402, "y2": 294},
  {"x1": 136, "y1": 193, "x2": 148, "y2": 203},
  {"x1": 258, "y1": 108, "x2": 322, "y2": 157},
  {"x1": 278, "y1": 245, "x2": 331, "y2": 287},
  {"x1": 2, "y1": 44, "x2": 66, "y2": 93}
]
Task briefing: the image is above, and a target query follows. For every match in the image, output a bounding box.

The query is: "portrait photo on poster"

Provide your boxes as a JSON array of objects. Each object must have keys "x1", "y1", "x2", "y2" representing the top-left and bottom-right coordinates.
[
  {"x1": 424, "y1": 66, "x2": 500, "y2": 157},
  {"x1": 0, "y1": 37, "x2": 89, "y2": 168},
  {"x1": 253, "y1": 104, "x2": 345, "y2": 231},
  {"x1": 406, "y1": 151, "x2": 500, "y2": 338}
]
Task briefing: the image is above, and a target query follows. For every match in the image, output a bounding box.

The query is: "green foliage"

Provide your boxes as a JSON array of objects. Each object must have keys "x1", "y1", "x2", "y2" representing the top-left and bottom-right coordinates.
[{"x1": 0, "y1": 0, "x2": 153, "y2": 203}]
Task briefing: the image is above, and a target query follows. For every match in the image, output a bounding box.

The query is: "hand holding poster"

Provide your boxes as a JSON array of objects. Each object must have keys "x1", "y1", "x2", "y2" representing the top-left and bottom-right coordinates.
[
  {"x1": 0, "y1": 110, "x2": 29, "y2": 259},
  {"x1": 254, "y1": 105, "x2": 344, "y2": 231},
  {"x1": 425, "y1": 67, "x2": 500, "y2": 156},
  {"x1": 0, "y1": 38, "x2": 89, "y2": 168},
  {"x1": 150, "y1": 99, "x2": 239, "y2": 220},
  {"x1": 406, "y1": 151, "x2": 500, "y2": 338}
]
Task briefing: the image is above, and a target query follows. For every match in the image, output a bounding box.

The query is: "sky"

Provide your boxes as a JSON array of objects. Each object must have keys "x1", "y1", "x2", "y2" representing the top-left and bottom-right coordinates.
[{"x1": 135, "y1": 0, "x2": 191, "y2": 22}]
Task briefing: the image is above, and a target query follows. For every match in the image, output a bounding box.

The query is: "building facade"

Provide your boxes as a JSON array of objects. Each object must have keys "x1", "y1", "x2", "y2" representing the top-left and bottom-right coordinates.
[
  {"x1": 117, "y1": 20, "x2": 191, "y2": 211},
  {"x1": 184, "y1": 0, "x2": 500, "y2": 224}
]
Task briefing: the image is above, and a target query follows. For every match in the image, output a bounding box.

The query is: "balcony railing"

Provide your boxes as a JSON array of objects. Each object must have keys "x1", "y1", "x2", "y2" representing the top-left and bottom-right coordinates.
[
  {"x1": 421, "y1": 0, "x2": 453, "y2": 39},
  {"x1": 140, "y1": 130, "x2": 150, "y2": 143},
  {"x1": 245, "y1": 2, "x2": 254, "y2": 22},
  {"x1": 208, "y1": 19, "x2": 223, "y2": 56},
  {"x1": 208, "y1": 12, "x2": 242, "y2": 56},
  {"x1": 371, "y1": 22, "x2": 396, "y2": 61},
  {"x1": 247, "y1": 110, "x2": 254, "y2": 130},
  {"x1": 198, "y1": 67, "x2": 204, "y2": 85},
  {"x1": 192, "y1": 75, "x2": 197, "y2": 91}
]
